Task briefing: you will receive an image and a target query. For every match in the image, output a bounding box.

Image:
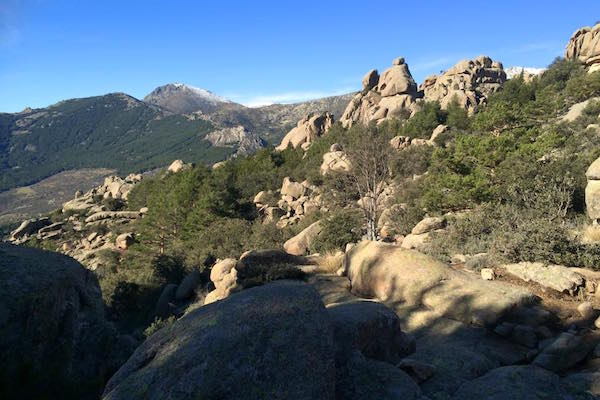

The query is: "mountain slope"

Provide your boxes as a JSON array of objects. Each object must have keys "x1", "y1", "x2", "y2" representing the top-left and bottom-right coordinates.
[
  {"x1": 0, "y1": 93, "x2": 232, "y2": 191},
  {"x1": 195, "y1": 92, "x2": 355, "y2": 143},
  {"x1": 0, "y1": 88, "x2": 354, "y2": 193}
]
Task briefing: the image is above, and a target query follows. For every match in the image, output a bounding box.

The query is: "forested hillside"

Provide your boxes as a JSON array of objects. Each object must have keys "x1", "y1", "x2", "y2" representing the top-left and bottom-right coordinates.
[{"x1": 0, "y1": 93, "x2": 228, "y2": 191}]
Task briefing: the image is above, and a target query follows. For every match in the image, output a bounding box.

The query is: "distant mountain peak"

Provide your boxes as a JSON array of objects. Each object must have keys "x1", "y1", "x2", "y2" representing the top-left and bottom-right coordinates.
[
  {"x1": 505, "y1": 66, "x2": 546, "y2": 79},
  {"x1": 143, "y1": 83, "x2": 233, "y2": 114},
  {"x1": 169, "y1": 83, "x2": 231, "y2": 105}
]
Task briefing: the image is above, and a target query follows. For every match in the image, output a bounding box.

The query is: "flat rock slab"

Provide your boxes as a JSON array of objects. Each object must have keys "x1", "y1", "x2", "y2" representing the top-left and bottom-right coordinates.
[{"x1": 503, "y1": 262, "x2": 584, "y2": 294}]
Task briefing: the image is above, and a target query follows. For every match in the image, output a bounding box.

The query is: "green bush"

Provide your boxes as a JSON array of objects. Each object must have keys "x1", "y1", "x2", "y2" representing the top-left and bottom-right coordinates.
[
  {"x1": 310, "y1": 209, "x2": 363, "y2": 253},
  {"x1": 152, "y1": 254, "x2": 186, "y2": 285},
  {"x1": 399, "y1": 101, "x2": 446, "y2": 138}
]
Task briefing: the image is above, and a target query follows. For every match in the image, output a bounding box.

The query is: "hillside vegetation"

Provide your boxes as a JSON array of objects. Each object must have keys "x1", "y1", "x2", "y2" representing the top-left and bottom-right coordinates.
[
  {"x1": 13, "y1": 58, "x2": 600, "y2": 337},
  {"x1": 0, "y1": 93, "x2": 231, "y2": 191}
]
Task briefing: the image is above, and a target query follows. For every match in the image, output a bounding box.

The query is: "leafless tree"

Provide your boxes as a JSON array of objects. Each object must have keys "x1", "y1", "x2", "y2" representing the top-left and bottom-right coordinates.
[{"x1": 342, "y1": 123, "x2": 395, "y2": 241}]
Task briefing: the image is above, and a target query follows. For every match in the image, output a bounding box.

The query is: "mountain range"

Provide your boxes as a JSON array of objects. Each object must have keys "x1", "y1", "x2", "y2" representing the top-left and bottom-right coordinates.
[{"x1": 0, "y1": 85, "x2": 353, "y2": 193}]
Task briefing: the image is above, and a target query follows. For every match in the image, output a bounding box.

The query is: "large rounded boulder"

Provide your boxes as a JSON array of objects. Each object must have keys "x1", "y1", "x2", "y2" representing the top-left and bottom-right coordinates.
[
  {"x1": 0, "y1": 243, "x2": 126, "y2": 400},
  {"x1": 102, "y1": 281, "x2": 337, "y2": 400}
]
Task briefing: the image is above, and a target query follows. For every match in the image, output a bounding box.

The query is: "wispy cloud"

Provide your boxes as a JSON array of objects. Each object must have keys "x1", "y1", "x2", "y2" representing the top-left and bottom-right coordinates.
[
  {"x1": 226, "y1": 87, "x2": 356, "y2": 107},
  {"x1": 410, "y1": 57, "x2": 454, "y2": 72}
]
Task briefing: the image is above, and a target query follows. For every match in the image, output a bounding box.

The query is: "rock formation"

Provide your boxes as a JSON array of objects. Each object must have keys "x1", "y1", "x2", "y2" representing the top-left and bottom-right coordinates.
[
  {"x1": 253, "y1": 177, "x2": 323, "y2": 228},
  {"x1": 503, "y1": 262, "x2": 586, "y2": 295},
  {"x1": 104, "y1": 280, "x2": 421, "y2": 400},
  {"x1": 344, "y1": 241, "x2": 537, "y2": 326},
  {"x1": 167, "y1": 159, "x2": 191, "y2": 173},
  {"x1": 586, "y1": 156, "x2": 600, "y2": 221},
  {"x1": 8, "y1": 172, "x2": 146, "y2": 270},
  {"x1": 421, "y1": 55, "x2": 506, "y2": 113},
  {"x1": 205, "y1": 125, "x2": 266, "y2": 155},
  {"x1": 204, "y1": 249, "x2": 311, "y2": 304},
  {"x1": 320, "y1": 145, "x2": 352, "y2": 175},
  {"x1": 0, "y1": 243, "x2": 133, "y2": 399},
  {"x1": 276, "y1": 112, "x2": 334, "y2": 150},
  {"x1": 566, "y1": 23, "x2": 600, "y2": 73},
  {"x1": 340, "y1": 57, "x2": 421, "y2": 127},
  {"x1": 283, "y1": 220, "x2": 322, "y2": 255}
]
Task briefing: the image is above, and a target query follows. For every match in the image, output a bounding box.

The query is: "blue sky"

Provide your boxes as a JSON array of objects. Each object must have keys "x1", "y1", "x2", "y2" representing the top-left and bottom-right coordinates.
[{"x1": 1, "y1": 0, "x2": 599, "y2": 112}]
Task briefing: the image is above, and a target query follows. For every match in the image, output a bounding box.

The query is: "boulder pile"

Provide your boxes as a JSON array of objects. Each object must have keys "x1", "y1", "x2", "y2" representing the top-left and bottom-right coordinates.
[
  {"x1": 62, "y1": 173, "x2": 142, "y2": 214},
  {"x1": 420, "y1": 55, "x2": 506, "y2": 113},
  {"x1": 253, "y1": 177, "x2": 323, "y2": 228},
  {"x1": 320, "y1": 143, "x2": 352, "y2": 175},
  {"x1": 8, "y1": 172, "x2": 147, "y2": 270}
]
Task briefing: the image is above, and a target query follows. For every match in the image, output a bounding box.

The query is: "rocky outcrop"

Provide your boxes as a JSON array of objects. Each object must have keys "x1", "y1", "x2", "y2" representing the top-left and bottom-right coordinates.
[
  {"x1": 533, "y1": 332, "x2": 599, "y2": 372},
  {"x1": 9, "y1": 216, "x2": 52, "y2": 242},
  {"x1": 85, "y1": 211, "x2": 141, "y2": 224},
  {"x1": 401, "y1": 216, "x2": 447, "y2": 251},
  {"x1": 328, "y1": 300, "x2": 415, "y2": 364},
  {"x1": 9, "y1": 172, "x2": 147, "y2": 270},
  {"x1": 566, "y1": 23, "x2": 600, "y2": 73},
  {"x1": 104, "y1": 280, "x2": 423, "y2": 400},
  {"x1": 345, "y1": 241, "x2": 537, "y2": 326},
  {"x1": 340, "y1": 57, "x2": 421, "y2": 127},
  {"x1": 276, "y1": 112, "x2": 334, "y2": 150},
  {"x1": 253, "y1": 177, "x2": 323, "y2": 227},
  {"x1": 62, "y1": 173, "x2": 142, "y2": 213},
  {"x1": 0, "y1": 244, "x2": 132, "y2": 399},
  {"x1": 204, "y1": 258, "x2": 238, "y2": 304},
  {"x1": 205, "y1": 125, "x2": 266, "y2": 155},
  {"x1": 562, "y1": 97, "x2": 600, "y2": 122},
  {"x1": 321, "y1": 147, "x2": 352, "y2": 175},
  {"x1": 115, "y1": 232, "x2": 134, "y2": 250},
  {"x1": 283, "y1": 220, "x2": 322, "y2": 255},
  {"x1": 421, "y1": 56, "x2": 506, "y2": 113}
]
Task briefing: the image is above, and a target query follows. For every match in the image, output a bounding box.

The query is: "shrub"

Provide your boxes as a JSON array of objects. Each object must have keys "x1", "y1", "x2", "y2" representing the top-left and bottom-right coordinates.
[
  {"x1": 400, "y1": 101, "x2": 446, "y2": 138},
  {"x1": 109, "y1": 281, "x2": 142, "y2": 318},
  {"x1": 310, "y1": 209, "x2": 363, "y2": 253},
  {"x1": 102, "y1": 197, "x2": 125, "y2": 211},
  {"x1": 392, "y1": 145, "x2": 433, "y2": 179},
  {"x1": 152, "y1": 254, "x2": 186, "y2": 285},
  {"x1": 144, "y1": 316, "x2": 176, "y2": 338},
  {"x1": 446, "y1": 97, "x2": 470, "y2": 131}
]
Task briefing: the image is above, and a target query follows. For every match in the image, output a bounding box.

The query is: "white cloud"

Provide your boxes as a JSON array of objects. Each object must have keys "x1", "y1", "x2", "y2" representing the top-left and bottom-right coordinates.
[{"x1": 227, "y1": 88, "x2": 356, "y2": 107}]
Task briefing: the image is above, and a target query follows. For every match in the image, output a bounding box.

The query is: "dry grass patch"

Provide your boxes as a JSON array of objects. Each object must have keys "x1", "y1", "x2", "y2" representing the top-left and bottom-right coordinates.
[
  {"x1": 582, "y1": 224, "x2": 600, "y2": 244},
  {"x1": 315, "y1": 250, "x2": 345, "y2": 274}
]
